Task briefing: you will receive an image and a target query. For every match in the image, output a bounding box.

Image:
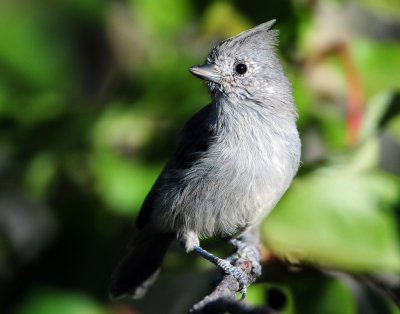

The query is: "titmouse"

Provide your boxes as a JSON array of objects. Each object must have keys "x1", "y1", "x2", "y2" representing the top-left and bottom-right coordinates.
[{"x1": 109, "y1": 20, "x2": 301, "y2": 299}]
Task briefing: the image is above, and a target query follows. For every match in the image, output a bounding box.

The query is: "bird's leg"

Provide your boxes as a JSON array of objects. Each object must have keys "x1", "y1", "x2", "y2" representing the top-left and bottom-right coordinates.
[{"x1": 178, "y1": 230, "x2": 250, "y2": 296}]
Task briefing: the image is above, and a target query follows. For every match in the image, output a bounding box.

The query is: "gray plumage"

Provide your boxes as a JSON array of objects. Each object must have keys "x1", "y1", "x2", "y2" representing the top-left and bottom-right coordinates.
[{"x1": 109, "y1": 20, "x2": 301, "y2": 299}]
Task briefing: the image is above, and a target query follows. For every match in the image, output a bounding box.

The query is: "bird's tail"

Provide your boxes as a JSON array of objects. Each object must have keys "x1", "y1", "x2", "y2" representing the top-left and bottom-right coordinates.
[{"x1": 109, "y1": 230, "x2": 174, "y2": 299}]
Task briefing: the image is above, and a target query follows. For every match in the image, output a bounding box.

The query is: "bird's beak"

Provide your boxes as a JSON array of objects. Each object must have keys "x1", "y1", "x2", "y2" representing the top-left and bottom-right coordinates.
[{"x1": 189, "y1": 64, "x2": 221, "y2": 83}]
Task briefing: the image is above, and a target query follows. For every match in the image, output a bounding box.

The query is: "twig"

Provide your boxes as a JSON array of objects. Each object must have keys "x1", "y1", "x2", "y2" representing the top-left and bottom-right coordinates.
[{"x1": 336, "y1": 42, "x2": 364, "y2": 146}]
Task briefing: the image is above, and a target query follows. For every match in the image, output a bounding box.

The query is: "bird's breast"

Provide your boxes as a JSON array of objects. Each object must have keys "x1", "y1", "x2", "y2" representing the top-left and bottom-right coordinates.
[
  {"x1": 155, "y1": 102, "x2": 301, "y2": 239},
  {"x1": 175, "y1": 111, "x2": 300, "y2": 237}
]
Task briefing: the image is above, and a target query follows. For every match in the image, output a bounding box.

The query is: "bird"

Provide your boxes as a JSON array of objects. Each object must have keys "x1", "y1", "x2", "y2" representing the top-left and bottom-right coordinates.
[{"x1": 109, "y1": 19, "x2": 301, "y2": 300}]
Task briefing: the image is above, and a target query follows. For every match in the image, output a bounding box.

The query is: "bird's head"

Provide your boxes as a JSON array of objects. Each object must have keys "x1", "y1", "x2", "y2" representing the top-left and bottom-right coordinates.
[{"x1": 190, "y1": 20, "x2": 295, "y2": 116}]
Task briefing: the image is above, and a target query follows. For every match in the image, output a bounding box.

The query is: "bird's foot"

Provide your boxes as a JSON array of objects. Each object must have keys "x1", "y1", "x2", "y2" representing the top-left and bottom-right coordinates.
[
  {"x1": 230, "y1": 238, "x2": 262, "y2": 278},
  {"x1": 192, "y1": 245, "x2": 249, "y2": 298},
  {"x1": 216, "y1": 258, "x2": 249, "y2": 298},
  {"x1": 230, "y1": 238, "x2": 246, "y2": 251}
]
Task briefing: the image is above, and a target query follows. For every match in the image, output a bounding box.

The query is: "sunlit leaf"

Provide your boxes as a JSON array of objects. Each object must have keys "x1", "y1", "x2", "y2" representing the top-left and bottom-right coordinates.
[
  {"x1": 361, "y1": 92, "x2": 395, "y2": 141},
  {"x1": 263, "y1": 166, "x2": 400, "y2": 272}
]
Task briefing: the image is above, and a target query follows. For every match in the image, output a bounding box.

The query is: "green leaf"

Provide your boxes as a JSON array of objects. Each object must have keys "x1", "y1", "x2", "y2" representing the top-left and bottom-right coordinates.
[
  {"x1": 352, "y1": 39, "x2": 400, "y2": 99},
  {"x1": 360, "y1": 92, "x2": 395, "y2": 141},
  {"x1": 262, "y1": 167, "x2": 400, "y2": 272}
]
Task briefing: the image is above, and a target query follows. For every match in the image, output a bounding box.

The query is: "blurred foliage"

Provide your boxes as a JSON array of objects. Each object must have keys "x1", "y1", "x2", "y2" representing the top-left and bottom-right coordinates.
[
  {"x1": 16, "y1": 290, "x2": 106, "y2": 314},
  {"x1": 0, "y1": 0, "x2": 399, "y2": 313}
]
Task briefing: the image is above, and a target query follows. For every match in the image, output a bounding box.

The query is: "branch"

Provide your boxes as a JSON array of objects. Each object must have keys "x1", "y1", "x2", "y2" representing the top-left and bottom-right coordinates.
[
  {"x1": 190, "y1": 297, "x2": 278, "y2": 314},
  {"x1": 356, "y1": 273, "x2": 400, "y2": 307},
  {"x1": 188, "y1": 230, "x2": 400, "y2": 313}
]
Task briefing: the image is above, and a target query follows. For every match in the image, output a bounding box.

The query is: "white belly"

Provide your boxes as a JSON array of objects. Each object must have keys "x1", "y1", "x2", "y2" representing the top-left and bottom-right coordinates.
[{"x1": 163, "y1": 126, "x2": 300, "y2": 238}]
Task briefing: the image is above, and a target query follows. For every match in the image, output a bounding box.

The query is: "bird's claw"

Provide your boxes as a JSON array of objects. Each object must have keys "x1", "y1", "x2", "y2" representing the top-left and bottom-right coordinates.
[
  {"x1": 230, "y1": 266, "x2": 250, "y2": 299},
  {"x1": 217, "y1": 258, "x2": 249, "y2": 298},
  {"x1": 192, "y1": 245, "x2": 251, "y2": 298},
  {"x1": 230, "y1": 238, "x2": 262, "y2": 277},
  {"x1": 239, "y1": 286, "x2": 247, "y2": 300}
]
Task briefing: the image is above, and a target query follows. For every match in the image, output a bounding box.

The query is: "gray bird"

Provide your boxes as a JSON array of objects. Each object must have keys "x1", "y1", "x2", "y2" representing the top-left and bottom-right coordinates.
[{"x1": 109, "y1": 20, "x2": 301, "y2": 300}]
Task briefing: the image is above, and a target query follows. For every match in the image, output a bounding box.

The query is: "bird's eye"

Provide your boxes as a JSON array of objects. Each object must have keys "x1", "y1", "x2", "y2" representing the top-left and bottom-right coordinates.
[{"x1": 235, "y1": 63, "x2": 247, "y2": 75}]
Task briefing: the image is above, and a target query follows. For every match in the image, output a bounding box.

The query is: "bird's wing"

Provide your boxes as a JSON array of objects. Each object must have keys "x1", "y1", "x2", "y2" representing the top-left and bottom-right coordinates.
[{"x1": 136, "y1": 103, "x2": 215, "y2": 229}]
